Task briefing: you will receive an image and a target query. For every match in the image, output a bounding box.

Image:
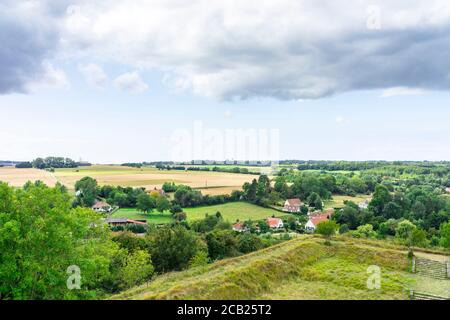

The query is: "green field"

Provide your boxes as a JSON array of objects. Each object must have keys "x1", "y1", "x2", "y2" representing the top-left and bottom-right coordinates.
[
  {"x1": 110, "y1": 202, "x2": 288, "y2": 224},
  {"x1": 111, "y1": 208, "x2": 173, "y2": 224},
  {"x1": 112, "y1": 236, "x2": 446, "y2": 300},
  {"x1": 184, "y1": 202, "x2": 289, "y2": 223},
  {"x1": 325, "y1": 194, "x2": 371, "y2": 209}
]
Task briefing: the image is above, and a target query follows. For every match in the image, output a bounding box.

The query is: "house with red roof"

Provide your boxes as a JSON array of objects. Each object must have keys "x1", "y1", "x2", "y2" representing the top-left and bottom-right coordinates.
[
  {"x1": 305, "y1": 212, "x2": 331, "y2": 232},
  {"x1": 267, "y1": 217, "x2": 284, "y2": 229},
  {"x1": 283, "y1": 198, "x2": 302, "y2": 213},
  {"x1": 232, "y1": 222, "x2": 246, "y2": 232}
]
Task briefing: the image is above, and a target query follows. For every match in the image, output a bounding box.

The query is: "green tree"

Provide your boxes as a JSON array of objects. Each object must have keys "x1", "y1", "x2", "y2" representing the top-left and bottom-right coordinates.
[
  {"x1": 0, "y1": 182, "x2": 116, "y2": 299},
  {"x1": 369, "y1": 185, "x2": 392, "y2": 216},
  {"x1": 156, "y1": 196, "x2": 170, "y2": 214},
  {"x1": 352, "y1": 224, "x2": 377, "y2": 238},
  {"x1": 237, "y1": 233, "x2": 264, "y2": 254},
  {"x1": 74, "y1": 176, "x2": 98, "y2": 207},
  {"x1": 188, "y1": 251, "x2": 210, "y2": 268},
  {"x1": 205, "y1": 229, "x2": 239, "y2": 260},
  {"x1": 315, "y1": 220, "x2": 338, "y2": 245},
  {"x1": 147, "y1": 225, "x2": 203, "y2": 272},
  {"x1": 136, "y1": 193, "x2": 156, "y2": 213},
  {"x1": 439, "y1": 221, "x2": 450, "y2": 248},
  {"x1": 118, "y1": 249, "x2": 154, "y2": 290}
]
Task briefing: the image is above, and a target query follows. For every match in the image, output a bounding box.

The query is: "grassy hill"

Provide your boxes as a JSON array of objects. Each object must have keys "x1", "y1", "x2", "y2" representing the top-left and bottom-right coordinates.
[{"x1": 111, "y1": 236, "x2": 443, "y2": 300}]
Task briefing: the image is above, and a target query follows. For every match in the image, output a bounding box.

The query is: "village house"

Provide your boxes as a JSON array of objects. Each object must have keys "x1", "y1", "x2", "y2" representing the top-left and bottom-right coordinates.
[
  {"x1": 358, "y1": 199, "x2": 370, "y2": 210},
  {"x1": 283, "y1": 198, "x2": 302, "y2": 213},
  {"x1": 232, "y1": 221, "x2": 247, "y2": 232},
  {"x1": 267, "y1": 217, "x2": 284, "y2": 229},
  {"x1": 150, "y1": 187, "x2": 165, "y2": 196},
  {"x1": 92, "y1": 201, "x2": 113, "y2": 213},
  {"x1": 304, "y1": 212, "x2": 331, "y2": 232}
]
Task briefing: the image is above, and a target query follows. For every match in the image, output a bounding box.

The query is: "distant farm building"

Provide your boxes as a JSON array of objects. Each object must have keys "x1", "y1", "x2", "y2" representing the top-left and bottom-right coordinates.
[
  {"x1": 305, "y1": 212, "x2": 332, "y2": 232},
  {"x1": 283, "y1": 198, "x2": 302, "y2": 213},
  {"x1": 92, "y1": 201, "x2": 113, "y2": 213},
  {"x1": 149, "y1": 187, "x2": 165, "y2": 196},
  {"x1": 358, "y1": 199, "x2": 370, "y2": 210},
  {"x1": 105, "y1": 218, "x2": 147, "y2": 226},
  {"x1": 267, "y1": 217, "x2": 284, "y2": 229}
]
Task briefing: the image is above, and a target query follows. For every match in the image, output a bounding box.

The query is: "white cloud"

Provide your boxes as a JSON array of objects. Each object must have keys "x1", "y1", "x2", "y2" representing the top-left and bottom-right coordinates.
[
  {"x1": 26, "y1": 61, "x2": 70, "y2": 92},
  {"x1": 113, "y1": 71, "x2": 149, "y2": 93},
  {"x1": 381, "y1": 87, "x2": 429, "y2": 98},
  {"x1": 3, "y1": 1, "x2": 450, "y2": 99},
  {"x1": 79, "y1": 63, "x2": 108, "y2": 88}
]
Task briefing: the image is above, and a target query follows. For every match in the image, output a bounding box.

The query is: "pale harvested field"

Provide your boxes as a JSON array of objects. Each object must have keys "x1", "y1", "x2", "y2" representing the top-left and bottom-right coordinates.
[
  {"x1": 0, "y1": 165, "x2": 258, "y2": 195},
  {"x1": 0, "y1": 167, "x2": 57, "y2": 187}
]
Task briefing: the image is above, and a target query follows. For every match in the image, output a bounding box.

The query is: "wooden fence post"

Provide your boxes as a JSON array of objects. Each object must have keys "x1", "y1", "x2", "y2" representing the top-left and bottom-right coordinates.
[
  {"x1": 446, "y1": 261, "x2": 450, "y2": 279},
  {"x1": 409, "y1": 289, "x2": 414, "y2": 301},
  {"x1": 412, "y1": 256, "x2": 416, "y2": 273}
]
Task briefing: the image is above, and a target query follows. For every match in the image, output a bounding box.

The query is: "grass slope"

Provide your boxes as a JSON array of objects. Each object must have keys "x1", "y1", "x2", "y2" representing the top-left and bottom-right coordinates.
[{"x1": 112, "y1": 236, "x2": 421, "y2": 300}]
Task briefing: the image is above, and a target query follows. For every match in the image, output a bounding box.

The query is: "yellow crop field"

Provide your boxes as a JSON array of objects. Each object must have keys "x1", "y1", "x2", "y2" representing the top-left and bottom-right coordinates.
[{"x1": 0, "y1": 165, "x2": 258, "y2": 195}]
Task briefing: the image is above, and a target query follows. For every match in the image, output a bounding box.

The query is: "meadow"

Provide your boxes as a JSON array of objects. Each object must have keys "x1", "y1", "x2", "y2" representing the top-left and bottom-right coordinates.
[
  {"x1": 112, "y1": 236, "x2": 449, "y2": 300},
  {"x1": 110, "y1": 202, "x2": 288, "y2": 224},
  {"x1": 0, "y1": 165, "x2": 258, "y2": 195},
  {"x1": 324, "y1": 194, "x2": 372, "y2": 209}
]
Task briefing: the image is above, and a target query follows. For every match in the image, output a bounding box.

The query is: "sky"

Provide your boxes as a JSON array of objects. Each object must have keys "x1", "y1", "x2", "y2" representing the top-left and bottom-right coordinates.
[{"x1": 0, "y1": 0, "x2": 449, "y2": 163}]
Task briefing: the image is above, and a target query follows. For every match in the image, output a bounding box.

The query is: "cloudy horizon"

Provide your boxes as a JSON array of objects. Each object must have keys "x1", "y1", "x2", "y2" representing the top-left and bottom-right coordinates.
[{"x1": 1, "y1": 1, "x2": 449, "y2": 162}]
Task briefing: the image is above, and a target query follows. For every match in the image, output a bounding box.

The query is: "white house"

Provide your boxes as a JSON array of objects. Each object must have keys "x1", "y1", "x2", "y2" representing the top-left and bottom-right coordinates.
[
  {"x1": 358, "y1": 199, "x2": 370, "y2": 210},
  {"x1": 267, "y1": 217, "x2": 284, "y2": 229},
  {"x1": 92, "y1": 201, "x2": 113, "y2": 213},
  {"x1": 304, "y1": 213, "x2": 331, "y2": 232}
]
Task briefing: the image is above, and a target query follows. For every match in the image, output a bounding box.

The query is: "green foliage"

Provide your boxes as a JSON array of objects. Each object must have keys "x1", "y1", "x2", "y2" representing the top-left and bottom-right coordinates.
[
  {"x1": 0, "y1": 182, "x2": 117, "y2": 299},
  {"x1": 118, "y1": 249, "x2": 154, "y2": 290},
  {"x1": 315, "y1": 220, "x2": 338, "y2": 244},
  {"x1": 147, "y1": 225, "x2": 204, "y2": 272},
  {"x1": 189, "y1": 251, "x2": 210, "y2": 268},
  {"x1": 237, "y1": 233, "x2": 264, "y2": 254},
  {"x1": 136, "y1": 193, "x2": 156, "y2": 213},
  {"x1": 205, "y1": 229, "x2": 240, "y2": 260},
  {"x1": 74, "y1": 176, "x2": 98, "y2": 207},
  {"x1": 438, "y1": 221, "x2": 450, "y2": 248},
  {"x1": 351, "y1": 224, "x2": 377, "y2": 238},
  {"x1": 156, "y1": 195, "x2": 170, "y2": 213}
]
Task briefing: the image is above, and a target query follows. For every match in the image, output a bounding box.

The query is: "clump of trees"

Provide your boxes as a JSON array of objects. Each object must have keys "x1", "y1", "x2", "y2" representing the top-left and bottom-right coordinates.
[
  {"x1": 31, "y1": 157, "x2": 78, "y2": 169},
  {"x1": 0, "y1": 182, "x2": 155, "y2": 299}
]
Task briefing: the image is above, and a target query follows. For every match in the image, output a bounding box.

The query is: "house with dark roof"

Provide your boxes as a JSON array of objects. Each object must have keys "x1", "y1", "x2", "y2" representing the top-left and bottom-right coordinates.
[{"x1": 283, "y1": 198, "x2": 302, "y2": 213}]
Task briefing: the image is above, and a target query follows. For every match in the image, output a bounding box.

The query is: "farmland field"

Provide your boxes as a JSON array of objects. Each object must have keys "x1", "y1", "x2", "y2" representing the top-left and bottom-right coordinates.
[
  {"x1": 0, "y1": 167, "x2": 57, "y2": 187},
  {"x1": 0, "y1": 165, "x2": 258, "y2": 195},
  {"x1": 110, "y1": 202, "x2": 289, "y2": 224}
]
